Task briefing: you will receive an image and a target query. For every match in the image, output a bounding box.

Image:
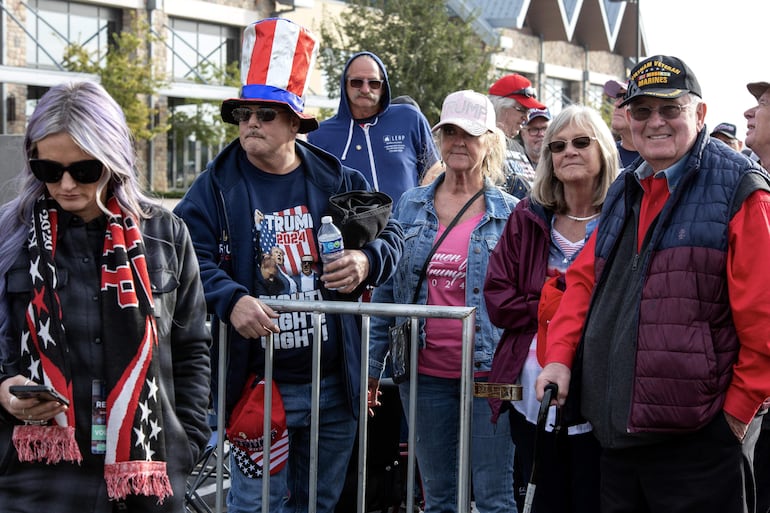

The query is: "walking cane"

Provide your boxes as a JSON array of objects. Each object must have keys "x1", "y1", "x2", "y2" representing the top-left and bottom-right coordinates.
[{"x1": 522, "y1": 383, "x2": 560, "y2": 513}]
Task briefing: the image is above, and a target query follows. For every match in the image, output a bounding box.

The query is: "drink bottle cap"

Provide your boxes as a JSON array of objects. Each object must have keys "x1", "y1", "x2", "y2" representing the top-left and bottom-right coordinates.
[{"x1": 321, "y1": 215, "x2": 332, "y2": 224}]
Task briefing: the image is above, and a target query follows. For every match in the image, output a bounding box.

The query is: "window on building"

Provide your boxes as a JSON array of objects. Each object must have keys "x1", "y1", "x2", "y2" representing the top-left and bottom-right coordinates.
[
  {"x1": 25, "y1": 0, "x2": 119, "y2": 70},
  {"x1": 25, "y1": 85, "x2": 49, "y2": 118},
  {"x1": 543, "y1": 77, "x2": 571, "y2": 116},
  {"x1": 166, "y1": 99, "x2": 228, "y2": 191},
  {"x1": 586, "y1": 83, "x2": 604, "y2": 111},
  {"x1": 166, "y1": 18, "x2": 239, "y2": 84},
  {"x1": 163, "y1": 19, "x2": 239, "y2": 191}
]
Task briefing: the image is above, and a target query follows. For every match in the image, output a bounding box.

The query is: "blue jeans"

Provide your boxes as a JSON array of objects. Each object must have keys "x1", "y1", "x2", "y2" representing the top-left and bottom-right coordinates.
[
  {"x1": 227, "y1": 372, "x2": 357, "y2": 513},
  {"x1": 399, "y1": 375, "x2": 516, "y2": 513}
]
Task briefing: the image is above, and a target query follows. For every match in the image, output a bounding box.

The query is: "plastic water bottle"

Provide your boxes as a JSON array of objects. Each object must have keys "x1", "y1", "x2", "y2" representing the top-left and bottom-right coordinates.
[{"x1": 318, "y1": 215, "x2": 344, "y2": 264}]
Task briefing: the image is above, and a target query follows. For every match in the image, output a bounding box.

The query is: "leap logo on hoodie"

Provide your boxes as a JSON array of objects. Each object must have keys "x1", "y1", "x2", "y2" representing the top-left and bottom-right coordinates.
[{"x1": 382, "y1": 134, "x2": 406, "y2": 153}]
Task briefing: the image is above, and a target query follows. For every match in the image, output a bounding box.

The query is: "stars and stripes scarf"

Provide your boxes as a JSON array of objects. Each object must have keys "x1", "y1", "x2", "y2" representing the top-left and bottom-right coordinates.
[{"x1": 13, "y1": 195, "x2": 172, "y2": 502}]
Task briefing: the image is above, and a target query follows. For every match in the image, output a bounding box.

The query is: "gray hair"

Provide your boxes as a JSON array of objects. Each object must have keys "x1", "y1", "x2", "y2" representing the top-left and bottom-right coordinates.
[
  {"x1": 0, "y1": 81, "x2": 157, "y2": 334},
  {"x1": 531, "y1": 104, "x2": 620, "y2": 212},
  {"x1": 488, "y1": 95, "x2": 519, "y2": 120}
]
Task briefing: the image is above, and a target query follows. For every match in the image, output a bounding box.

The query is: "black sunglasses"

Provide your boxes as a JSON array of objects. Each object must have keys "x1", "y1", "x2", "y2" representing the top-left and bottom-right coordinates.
[
  {"x1": 29, "y1": 159, "x2": 104, "y2": 184},
  {"x1": 231, "y1": 107, "x2": 283, "y2": 124},
  {"x1": 547, "y1": 136, "x2": 596, "y2": 154},
  {"x1": 347, "y1": 78, "x2": 384, "y2": 90},
  {"x1": 506, "y1": 87, "x2": 537, "y2": 99}
]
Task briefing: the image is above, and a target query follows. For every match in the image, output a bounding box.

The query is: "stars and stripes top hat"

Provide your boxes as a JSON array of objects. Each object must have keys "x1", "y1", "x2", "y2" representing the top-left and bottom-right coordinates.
[{"x1": 221, "y1": 18, "x2": 319, "y2": 133}]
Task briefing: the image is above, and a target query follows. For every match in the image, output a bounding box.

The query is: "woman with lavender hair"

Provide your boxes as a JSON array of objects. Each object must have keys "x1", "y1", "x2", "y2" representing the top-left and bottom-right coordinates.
[{"x1": 0, "y1": 81, "x2": 211, "y2": 512}]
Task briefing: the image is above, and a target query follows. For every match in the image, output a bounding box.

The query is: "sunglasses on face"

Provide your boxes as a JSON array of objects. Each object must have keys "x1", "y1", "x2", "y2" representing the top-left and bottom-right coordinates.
[
  {"x1": 506, "y1": 86, "x2": 537, "y2": 99},
  {"x1": 29, "y1": 159, "x2": 104, "y2": 184},
  {"x1": 347, "y1": 78, "x2": 384, "y2": 90},
  {"x1": 628, "y1": 103, "x2": 690, "y2": 122},
  {"x1": 231, "y1": 107, "x2": 283, "y2": 124},
  {"x1": 547, "y1": 136, "x2": 596, "y2": 153}
]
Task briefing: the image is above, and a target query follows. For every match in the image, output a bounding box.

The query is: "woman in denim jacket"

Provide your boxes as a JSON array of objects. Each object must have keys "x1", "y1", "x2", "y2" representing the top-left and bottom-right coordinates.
[{"x1": 369, "y1": 90, "x2": 519, "y2": 513}]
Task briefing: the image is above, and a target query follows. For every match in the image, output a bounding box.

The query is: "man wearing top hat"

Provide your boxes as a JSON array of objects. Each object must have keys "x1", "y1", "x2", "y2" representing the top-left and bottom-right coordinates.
[
  {"x1": 174, "y1": 18, "x2": 403, "y2": 513},
  {"x1": 536, "y1": 55, "x2": 770, "y2": 512},
  {"x1": 488, "y1": 73, "x2": 547, "y2": 198}
]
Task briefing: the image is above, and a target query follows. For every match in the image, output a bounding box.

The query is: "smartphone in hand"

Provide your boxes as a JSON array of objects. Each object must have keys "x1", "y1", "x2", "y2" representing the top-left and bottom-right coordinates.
[{"x1": 9, "y1": 385, "x2": 69, "y2": 406}]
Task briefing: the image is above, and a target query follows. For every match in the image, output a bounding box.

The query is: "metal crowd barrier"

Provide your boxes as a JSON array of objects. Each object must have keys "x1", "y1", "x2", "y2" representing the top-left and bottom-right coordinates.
[{"x1": 210, "y1": 298, "x2": 477, "y2": 513}]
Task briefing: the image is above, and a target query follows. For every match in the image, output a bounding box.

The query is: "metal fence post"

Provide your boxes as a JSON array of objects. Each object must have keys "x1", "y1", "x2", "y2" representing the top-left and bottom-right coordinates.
[{"x1": 204, "y1": 300, "x2": 477, "y2": 513}]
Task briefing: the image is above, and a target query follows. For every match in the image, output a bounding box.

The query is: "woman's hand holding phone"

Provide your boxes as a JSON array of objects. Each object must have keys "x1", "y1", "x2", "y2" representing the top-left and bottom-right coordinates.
[{"x1": 2, "y1": 376, "x2": 68, "y2": 424}]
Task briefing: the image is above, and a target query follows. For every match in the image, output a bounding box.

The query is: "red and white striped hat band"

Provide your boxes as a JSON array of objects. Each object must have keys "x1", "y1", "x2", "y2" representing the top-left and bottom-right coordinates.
[{"x1": 239, "y1": 18, "x2": 318, "y2": 113}]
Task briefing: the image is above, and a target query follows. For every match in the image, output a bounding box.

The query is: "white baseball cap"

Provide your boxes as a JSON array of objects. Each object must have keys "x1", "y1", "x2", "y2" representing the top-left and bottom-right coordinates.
[{"x1": 432, "y1": 90, "x2": 496, "y2": 137}]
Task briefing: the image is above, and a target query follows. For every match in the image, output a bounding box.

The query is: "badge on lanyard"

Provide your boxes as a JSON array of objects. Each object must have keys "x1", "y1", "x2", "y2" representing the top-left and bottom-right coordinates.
[{"x1": 91, "y1": 379, "x2": 106, "y2": 454}]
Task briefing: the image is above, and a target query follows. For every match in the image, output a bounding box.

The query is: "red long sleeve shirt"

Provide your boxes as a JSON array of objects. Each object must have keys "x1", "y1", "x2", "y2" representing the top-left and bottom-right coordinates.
[{"x1": 545, "y1": 174, "x2": 770, "y2": 424}]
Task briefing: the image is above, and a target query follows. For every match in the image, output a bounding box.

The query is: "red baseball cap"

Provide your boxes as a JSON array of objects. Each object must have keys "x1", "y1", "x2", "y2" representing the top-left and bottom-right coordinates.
[{"x1": 488, "y1": 74, "x2": 546, "y2": 110}]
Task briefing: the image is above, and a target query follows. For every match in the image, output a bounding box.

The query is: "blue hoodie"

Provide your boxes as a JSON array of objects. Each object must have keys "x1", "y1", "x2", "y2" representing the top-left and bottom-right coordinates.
[{"x1": 307, "y1": 51, "x2": 439, "y2": 204}]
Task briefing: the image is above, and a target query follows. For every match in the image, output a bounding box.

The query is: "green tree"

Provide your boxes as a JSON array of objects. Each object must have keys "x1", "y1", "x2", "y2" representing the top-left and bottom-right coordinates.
[
  {"x1": 318, "y1": 0, "x2": 495, "y2": 124},
  {"x1": 168, "y1": 61, "x2": 241, "y2": 150},
  {"x1": 62, "y1": 13, "x2": 166, "y2": 141}
]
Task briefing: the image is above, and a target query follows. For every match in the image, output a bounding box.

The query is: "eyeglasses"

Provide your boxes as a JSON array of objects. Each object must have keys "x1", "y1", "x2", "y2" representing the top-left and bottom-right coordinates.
[
  {"x1": 506, "y1": 87, "x2": 537, "y2": 99},
  {"x1": 29, "y1": 159, "x2": 104, "y2": 184},
  {"x1": 511, "y1": 104, "x2": 529, "y2": 114},
  {"x1": 526, "y1": 126, "x2": 548, "y2": 136},
  {"x1": 347, "y1": 78, "x2": 383, "y2": 90},
  {"x1": 547, "y1": 136, "x2": 596, "y2": 153},
  {"x1": 628, "y1": 103, "x2": 691, "y2": 122},
  {"x1": 231, "y1": 107, "x2": 283, "y2": 124}
]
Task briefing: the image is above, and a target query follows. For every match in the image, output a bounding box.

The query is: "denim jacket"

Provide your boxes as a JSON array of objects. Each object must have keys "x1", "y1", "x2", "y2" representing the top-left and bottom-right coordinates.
[{"x1": 369, "y1": 174, "x2": 518, "y2": 379}]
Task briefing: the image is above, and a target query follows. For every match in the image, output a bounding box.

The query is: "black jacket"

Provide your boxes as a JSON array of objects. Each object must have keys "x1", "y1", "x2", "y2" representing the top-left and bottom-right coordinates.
[{"x1": 0, "y1": 205, "x2": 211, "y2": 512}]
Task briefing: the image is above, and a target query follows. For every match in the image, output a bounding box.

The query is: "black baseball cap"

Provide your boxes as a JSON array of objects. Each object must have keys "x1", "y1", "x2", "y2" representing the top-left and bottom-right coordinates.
[
  {"x1": 710, "y1": 122, "x2": 738, "y2": 140},
  {"x1": 619, "y1": 55, "x2": 702, "y2": 107}
]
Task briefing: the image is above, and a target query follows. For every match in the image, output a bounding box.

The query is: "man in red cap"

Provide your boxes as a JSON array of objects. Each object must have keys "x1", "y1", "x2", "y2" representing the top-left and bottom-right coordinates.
[
  {"x1": 174, "y1": 18, "x2": 403, "y2": 513},
  {"x1": 488, "y1": 73, "x2": 547, "y2": 198}
]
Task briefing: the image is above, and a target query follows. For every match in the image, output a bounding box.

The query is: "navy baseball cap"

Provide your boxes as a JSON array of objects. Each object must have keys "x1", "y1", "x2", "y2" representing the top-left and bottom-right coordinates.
[{"x1": 710, "y1": 122, "x2": 738, "y2": 140}]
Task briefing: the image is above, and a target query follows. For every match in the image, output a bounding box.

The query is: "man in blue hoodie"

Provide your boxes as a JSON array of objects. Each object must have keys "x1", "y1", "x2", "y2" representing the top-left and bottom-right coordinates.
[
  {"x1": 174, "y1": 20, "x2": 403, "y2": 513},
  {"x1": 308, "y1": 52, "x2": 441, "y2": 204}
]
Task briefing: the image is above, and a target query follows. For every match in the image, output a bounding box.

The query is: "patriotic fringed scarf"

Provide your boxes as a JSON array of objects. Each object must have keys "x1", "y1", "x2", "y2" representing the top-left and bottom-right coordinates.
[{"x1": 13, "y1": 195, "x2": 172, "y2": 502}]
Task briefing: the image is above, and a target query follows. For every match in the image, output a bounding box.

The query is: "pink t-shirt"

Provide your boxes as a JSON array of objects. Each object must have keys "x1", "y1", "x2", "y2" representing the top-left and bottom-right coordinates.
[{"x1": 419, "y1": 212, "x2": 483, "y2": 378}]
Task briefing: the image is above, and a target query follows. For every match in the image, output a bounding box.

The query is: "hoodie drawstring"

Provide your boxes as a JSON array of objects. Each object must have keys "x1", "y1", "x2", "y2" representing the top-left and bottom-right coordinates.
[{"x1": 340, "y1": 119, "x2": 355, "y2": 161}]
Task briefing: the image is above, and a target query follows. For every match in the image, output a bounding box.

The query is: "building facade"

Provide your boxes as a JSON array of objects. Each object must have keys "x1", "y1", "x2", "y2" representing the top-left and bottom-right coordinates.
[{"x1": 0, "y1": 0, "x2": 643, "y2": 193}]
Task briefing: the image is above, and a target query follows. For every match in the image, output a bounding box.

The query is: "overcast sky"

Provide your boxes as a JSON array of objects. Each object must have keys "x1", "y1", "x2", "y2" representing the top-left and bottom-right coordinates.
[{"x1": 640, "y1": 0, "x2": 769, "y2": 141}]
